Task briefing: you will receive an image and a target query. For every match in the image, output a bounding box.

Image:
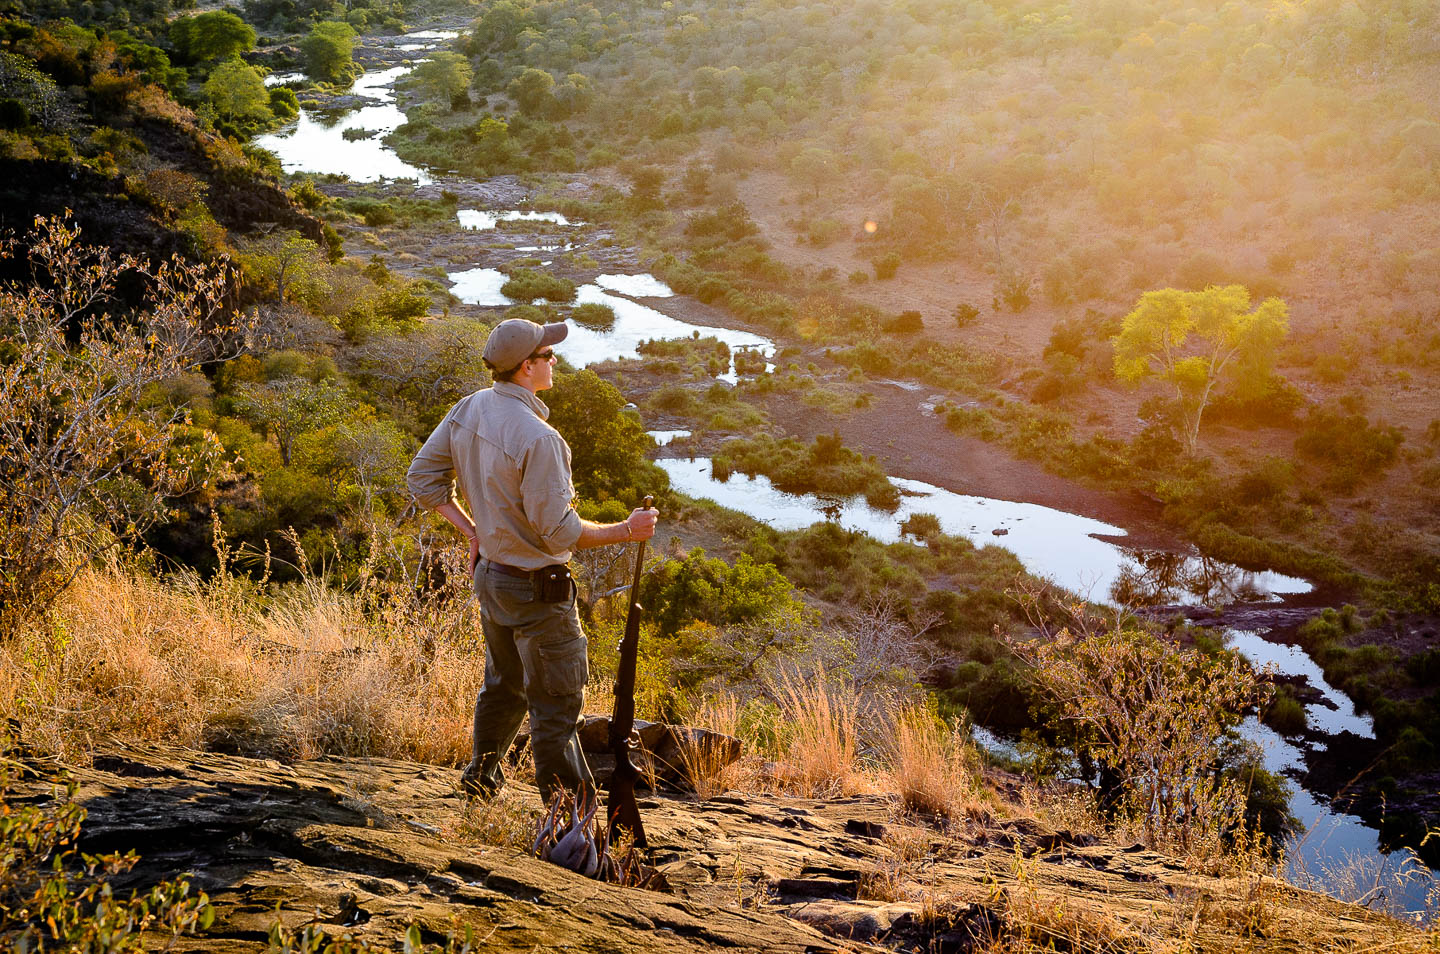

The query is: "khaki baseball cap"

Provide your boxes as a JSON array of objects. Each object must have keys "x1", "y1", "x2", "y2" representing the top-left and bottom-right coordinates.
[{"x1": 483, "y1": 318, "x2": 568, "y2": 371}]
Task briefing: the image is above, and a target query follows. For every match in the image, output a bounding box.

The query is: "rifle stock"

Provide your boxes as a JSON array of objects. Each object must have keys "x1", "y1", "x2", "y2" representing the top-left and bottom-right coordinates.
[{"x1": 607, "y1": 494, "x2": 652, "y2": 849}]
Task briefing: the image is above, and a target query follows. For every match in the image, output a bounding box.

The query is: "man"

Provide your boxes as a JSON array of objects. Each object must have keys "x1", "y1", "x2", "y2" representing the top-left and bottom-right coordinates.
[{"x1": 406, "y1": 317, "x2": 658, "y2": 804}]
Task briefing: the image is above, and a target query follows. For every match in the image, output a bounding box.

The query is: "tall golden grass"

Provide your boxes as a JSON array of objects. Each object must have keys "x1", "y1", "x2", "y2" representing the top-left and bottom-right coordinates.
[
  {"x1": 888, "y1": 705, "x2": 986, "y2": 821},
  {"x1": 771, "y1": 666, "x2": 868, "y2": 797},
  {"x1": 1, "y1": 561, "x2": 483, "y2": 766}
]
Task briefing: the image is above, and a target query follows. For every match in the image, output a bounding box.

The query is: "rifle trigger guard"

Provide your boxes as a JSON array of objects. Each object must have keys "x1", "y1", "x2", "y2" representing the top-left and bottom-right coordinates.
[{"x1": 626, "y1": 728, "x2": 642, "y2": 751}]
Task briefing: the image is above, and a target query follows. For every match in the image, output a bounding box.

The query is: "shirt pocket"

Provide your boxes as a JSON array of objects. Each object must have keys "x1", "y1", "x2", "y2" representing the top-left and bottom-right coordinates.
[{"x1": 538, "y1": 636, "x2": 588, "y2": 697}]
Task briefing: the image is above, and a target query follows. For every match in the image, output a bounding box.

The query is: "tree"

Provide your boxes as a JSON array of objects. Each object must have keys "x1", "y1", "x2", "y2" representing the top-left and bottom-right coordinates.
[
  {"x1": 411, "y1": 51, "x2": 471, "y2": 109},
  {"x1": 0, "y1": 216, "x2": 240, "y2": 632},
  {"x1": 1012, "y1": 611, "x2": 1277, "y2": 851},
  {"x1": 234, "y1": 377, "x2": 351, "y2": 467},
  {"x1": 506, "y1": 66, "x2": 555, "y2": 116},
  {"x1": 203, "y1": 57, "x2": 271, "y2": 122},
  {"x1": 169, "y1": 10, "x2": 254, "y2": 64},
  {"x1": 790, "y1": 146, "x2": 838, "y2": 199},
  {"x1": 543, "y1": 369, "x2": 667, "y2": 501},
  {"x1": 470, "y1": 0, "x2": 530, "y2": 52},
  {"x1": 239, "y1": 231, "x2": 325, "y2": 304},
  {"x1": 299, "y1": 21, "x2": 356, "y2": 84},
  {"x1": 552, "y1": 73, "x2": 594, "y2": 118},
  {"x1": 1113, "y1": 285, "x2": 1289, "y2": 455},
  {"x1": 627, "y1": 166, "x2": 666, "y2": 211}
]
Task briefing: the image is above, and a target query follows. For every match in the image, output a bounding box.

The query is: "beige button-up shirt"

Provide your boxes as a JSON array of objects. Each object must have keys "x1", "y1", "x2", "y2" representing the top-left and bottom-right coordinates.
[{"x1": 407, "y1": 381, "x2": 584, "y2": 570}]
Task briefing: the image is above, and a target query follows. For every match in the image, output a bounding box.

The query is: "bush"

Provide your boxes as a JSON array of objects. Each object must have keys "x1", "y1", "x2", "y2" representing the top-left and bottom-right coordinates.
[
  {"x1": 901, "y1": 512, "x2": 942, "y2": 541},
  {"x1": 346, "y1": 198, "x2": 395, "y2": 226},
  {"x1": 571, "y1": 301, "x2": 615, "y2": 330},
  {"x1": 873, "y1": 251, "x2": 901, "y2": 280},
  {"x1": 1262, "y1": 689, "x2": 1308, "y2": 735},
  {"x1": 995, "y1": 273, "x2": 1032, "y2": 312},
  {"x1": 1, "y1": 730, "x2": 216, "y2": 948},
  {"x1": 500, "y1": 268, "x2": 576, "y2": 303},
  {"x1": 0, "y1": 217, "x2": 238, "y2": 631},
  {"x1": 954, "y1": 303, "x2": 980, "y2": 328},
  {"x1": 835, "y1": 341, "x2": 893, "y2": 375},
  {"x1": 884, "y1": 310, "x2": 924, "y2": 334}
]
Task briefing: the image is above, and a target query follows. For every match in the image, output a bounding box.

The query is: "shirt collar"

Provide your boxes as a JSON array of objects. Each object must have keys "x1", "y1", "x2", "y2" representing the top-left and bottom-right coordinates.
[{"x1": 493, "y1": 380, "x2": 550, "y2": 421}]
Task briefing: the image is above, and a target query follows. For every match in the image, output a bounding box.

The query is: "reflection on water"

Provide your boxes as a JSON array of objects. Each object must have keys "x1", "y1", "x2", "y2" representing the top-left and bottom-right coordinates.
[
  {"x1": 457, "y1": 209, "x2": 577, "y2": 230},
  {"x1": 657, "y1": 457, "x2": 1310, "y2": 606},
  {"x1": 1227, "y1": 631, "x2": 1374, "y2": 737},
  {"x1": 648, "y1": 430, "x2": 691, "y2": 446},
  {"x1": 253, "y1": 64, "x2": 430, "y2": 183},
  {"x1": 442, "y1": 274, "x2": 774, "y2": 383},
  {"x1": 1239, "y1": 717, "x2": 1434, "y2": 916},
  {"x1": 264, "y1": 71, "x2": 305, "y2": 87},
  {"x1": 1110, "y1": 549, "x2": 1310, "y2": 607}
]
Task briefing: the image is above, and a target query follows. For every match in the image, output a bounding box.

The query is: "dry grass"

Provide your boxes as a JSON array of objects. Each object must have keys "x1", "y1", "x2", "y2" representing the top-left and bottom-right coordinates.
[
  {"x1": 888, "y1": 705, "x2": 987, "y2": 822},
  {"x1": 770, "y1": 667, "x2": 867, "y2": 797},
  {"x1": 452, "y1": 789, "x2": 540, "y2": 852},
  {"x1": 678, "y1": 691, "x2": 749, "y2": 799},
  {"x1": 1, "y1": 562, "x2": 484, "y2": 766}
]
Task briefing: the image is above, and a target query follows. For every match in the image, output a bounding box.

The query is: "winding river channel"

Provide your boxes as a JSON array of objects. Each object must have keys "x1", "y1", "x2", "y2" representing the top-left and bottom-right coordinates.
[{"x1": 252, "y1": 35, "x2": 1436, "y2": 919}]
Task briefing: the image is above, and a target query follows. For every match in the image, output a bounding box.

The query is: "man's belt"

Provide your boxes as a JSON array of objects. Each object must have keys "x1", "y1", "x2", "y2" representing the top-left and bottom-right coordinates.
[{"x1": 485, "y1": 560, "x2": 536, "y2": 579}]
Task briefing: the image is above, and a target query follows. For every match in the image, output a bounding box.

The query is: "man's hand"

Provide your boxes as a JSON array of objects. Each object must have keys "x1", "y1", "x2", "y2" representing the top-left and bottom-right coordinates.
[{"x1": 626, "y1": 505, "x2": 659, "y2": 542}]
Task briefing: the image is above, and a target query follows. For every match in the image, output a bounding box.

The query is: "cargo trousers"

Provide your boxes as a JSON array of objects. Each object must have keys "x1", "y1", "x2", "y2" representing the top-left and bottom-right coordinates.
[{"x1": 461, "y1": 562, "x2": 594, "y2": 805}]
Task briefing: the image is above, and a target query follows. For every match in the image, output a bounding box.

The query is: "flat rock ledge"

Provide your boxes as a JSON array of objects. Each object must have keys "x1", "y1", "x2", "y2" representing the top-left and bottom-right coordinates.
[{"x1": 12, "y1": 744, "x2": 1422, "y2": 953}]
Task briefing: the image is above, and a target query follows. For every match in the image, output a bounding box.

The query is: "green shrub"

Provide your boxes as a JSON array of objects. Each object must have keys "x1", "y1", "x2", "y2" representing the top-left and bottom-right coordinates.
[
  {"x1": 345, "y1": 198, "x2": 395, "y2": 226},
  {"x1": 954, "y1": 303, "x2": 980, "y2": 328},
  {"x1": 1262, "y1": 689, "x2": 1307, "y2": 735},
  {"x1": 500, "y1": 268, "x2": 576, "y2": 303},
  {"x1": 996, "y1": 273, "x2": 1032, "y2": 312},
  {"x1": 1295, "y1": 401, "x2": 1404, "y2": 484},
  {"x1": 835, "y1": 341, "x2": 892, "y2": 375},
  {"x1": 901, "y1": 512, "x2": 942, "y2": 541},
  {"x1": 713, "y1": 432, "x2": 896, "y2": 507},
  {"x1": 571, "y1": 301, "x2": 615, "y2": 329}
]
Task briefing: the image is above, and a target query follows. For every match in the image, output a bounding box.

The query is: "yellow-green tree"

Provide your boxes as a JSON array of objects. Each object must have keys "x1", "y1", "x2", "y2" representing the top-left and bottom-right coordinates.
[
  {"x1": 1113, "y1": 285, "x2": 1289, "y2": 455},
  {"x1": 203, "y1": 57, "x2": 271, "y2": 122},
  {"x1": 411, "y1": 51, "x2": 472, "y2": 108},
  {"x1": 300, "y1": 21, "x2": 357, "y2": 84}
]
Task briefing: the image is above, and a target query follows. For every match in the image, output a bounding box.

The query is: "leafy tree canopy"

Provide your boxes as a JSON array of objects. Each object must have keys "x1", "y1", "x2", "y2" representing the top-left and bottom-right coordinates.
[
  {"x1": 1113, "y1": 285, "x2": 1289, "y2": 455},
  {"x1": 169, "y1": 10, "x2": 254, "y2": 64}
]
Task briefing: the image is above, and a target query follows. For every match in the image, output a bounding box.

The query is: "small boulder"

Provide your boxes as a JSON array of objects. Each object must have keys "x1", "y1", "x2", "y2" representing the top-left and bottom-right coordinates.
[{"x1": 786, "y1": 900, "x2": 917, "y2": 942}]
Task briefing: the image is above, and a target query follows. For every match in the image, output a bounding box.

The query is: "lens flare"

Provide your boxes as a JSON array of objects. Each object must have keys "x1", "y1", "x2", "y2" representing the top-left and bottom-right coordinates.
[{"x1": 863, "y1": 221, "x2": 878, "y2": 233}]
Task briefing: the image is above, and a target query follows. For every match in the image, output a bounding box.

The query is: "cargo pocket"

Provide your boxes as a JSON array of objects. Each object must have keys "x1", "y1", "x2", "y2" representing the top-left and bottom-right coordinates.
[{"x1": 537, "y1": 638, "x2": 588, "y2": 697}]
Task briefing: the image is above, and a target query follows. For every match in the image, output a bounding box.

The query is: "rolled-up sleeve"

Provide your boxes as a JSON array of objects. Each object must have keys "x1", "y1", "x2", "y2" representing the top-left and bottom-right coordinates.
[
  {"x1": 520, "y1": 432, "x2": 583, "y2": 554},
  {"x1": 407, "y1": 413, "x2": 459, "y2": 511}
]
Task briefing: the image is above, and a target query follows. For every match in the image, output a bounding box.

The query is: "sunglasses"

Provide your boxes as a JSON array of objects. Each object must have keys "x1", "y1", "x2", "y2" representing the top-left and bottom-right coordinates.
[{"x1": 528, "y1": 349, "x2": 557, "y2": 363}]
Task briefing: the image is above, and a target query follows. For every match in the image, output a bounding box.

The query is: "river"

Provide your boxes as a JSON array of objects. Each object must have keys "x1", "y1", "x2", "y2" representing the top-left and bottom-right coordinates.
[{"x1": 248, "y1": 39, "x2": 1436, "y2": 920}]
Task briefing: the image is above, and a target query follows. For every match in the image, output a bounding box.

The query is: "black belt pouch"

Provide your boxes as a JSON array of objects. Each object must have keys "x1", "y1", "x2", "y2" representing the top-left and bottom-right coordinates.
[{"x1": 535, "y1": 564, "x2": 573, "y2": 602}]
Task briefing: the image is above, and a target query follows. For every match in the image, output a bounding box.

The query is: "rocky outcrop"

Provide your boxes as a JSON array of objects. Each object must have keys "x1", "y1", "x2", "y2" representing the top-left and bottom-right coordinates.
[{"x1": 12, "y1": 744, "x2": 1425, "y2": 953}]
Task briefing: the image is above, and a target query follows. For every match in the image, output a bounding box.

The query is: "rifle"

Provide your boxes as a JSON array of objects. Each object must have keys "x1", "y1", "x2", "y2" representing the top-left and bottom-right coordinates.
[{"x1": 607, "y1": 494, "x2": 652, "y2": 850}]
